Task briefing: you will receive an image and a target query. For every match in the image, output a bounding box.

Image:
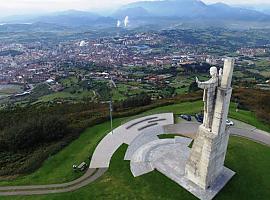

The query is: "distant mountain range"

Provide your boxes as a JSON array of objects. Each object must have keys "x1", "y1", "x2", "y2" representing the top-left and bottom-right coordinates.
[
  {"x1": 233, "y1": 4, "x2": 270, "y2": 15},
  {"x1": 0, "y1": 10, "x2": 115, "y2": 27},
  {"x1": 118, "y1": 0, "x2": 270, "y2": 21},
  {"x1": 1, "y1": 0, "x2": 270, "y2": 30}
]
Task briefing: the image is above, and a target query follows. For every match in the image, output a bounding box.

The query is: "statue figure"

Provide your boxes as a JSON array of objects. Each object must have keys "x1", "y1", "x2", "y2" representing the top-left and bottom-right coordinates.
[
  {"x1": 185, "y1": 59, "x2": 235, "y2": 192},
  {"x1": 196, "y1": 67, "x2": 219, "y2": 130}
]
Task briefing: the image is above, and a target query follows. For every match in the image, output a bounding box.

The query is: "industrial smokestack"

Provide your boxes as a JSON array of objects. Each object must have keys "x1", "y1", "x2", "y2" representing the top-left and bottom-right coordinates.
[
  {"x1": 124, "y1": 16, "x2": 129, "y2": 27},
  {"x1": 117, "y1": 20, "x2": 121, "y2": 28}
]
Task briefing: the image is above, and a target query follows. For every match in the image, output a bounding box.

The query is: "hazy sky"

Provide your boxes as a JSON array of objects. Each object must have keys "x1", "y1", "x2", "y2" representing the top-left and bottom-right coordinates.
[{"x1": 0, "y1": 0, "x2": 269, "y2": 17}]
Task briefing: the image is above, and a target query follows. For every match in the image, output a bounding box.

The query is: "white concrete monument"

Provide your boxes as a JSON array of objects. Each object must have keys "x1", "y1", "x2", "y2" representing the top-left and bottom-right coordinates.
[
  {"x1": 124, "y1": 58, "x2": 236, "y2": 200},
  {"x1": 185, "y1": 58, "x2": 236, "y2": 190}
]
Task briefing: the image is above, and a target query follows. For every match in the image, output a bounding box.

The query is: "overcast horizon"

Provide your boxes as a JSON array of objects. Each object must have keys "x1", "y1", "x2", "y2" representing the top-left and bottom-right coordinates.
[{"x1": 0, "y1": 0, "x2": 269, "y2": 18}]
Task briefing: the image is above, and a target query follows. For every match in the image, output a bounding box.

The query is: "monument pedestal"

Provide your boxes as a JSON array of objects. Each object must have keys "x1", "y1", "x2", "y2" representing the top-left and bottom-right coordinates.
[
  {"x1": 185, "y1": 125, "x2": 233, "y2": 190},
  {"x1": 185, "y1": 58, "x2": 235, "y2": 194},
  {"x1": 179, "y1": 167, "x2": 235, "y2": 200},
  {"x1": 128, "y1": 135, "x2": 235, "y2": 200}
]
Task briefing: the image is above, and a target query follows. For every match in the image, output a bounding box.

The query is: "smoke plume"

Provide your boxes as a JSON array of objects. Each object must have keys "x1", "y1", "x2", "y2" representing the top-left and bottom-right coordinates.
[
  {"x1": 117, "y1": 20, "x2": 121, "y2": 27},
  {"x1": 124, "y1": 16, "x2": 129, "y2": 27}
]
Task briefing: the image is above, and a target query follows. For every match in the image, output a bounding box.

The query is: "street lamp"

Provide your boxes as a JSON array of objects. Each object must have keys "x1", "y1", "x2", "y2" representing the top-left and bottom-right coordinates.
[{"x1": 108, "y1": 77, "x2": 116, "y2": 135}]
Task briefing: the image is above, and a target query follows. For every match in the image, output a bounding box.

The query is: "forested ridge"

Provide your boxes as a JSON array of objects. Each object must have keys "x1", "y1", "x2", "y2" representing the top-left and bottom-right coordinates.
[{"x1": 0, "y1": 92, "x2": 179, "y2": 176}]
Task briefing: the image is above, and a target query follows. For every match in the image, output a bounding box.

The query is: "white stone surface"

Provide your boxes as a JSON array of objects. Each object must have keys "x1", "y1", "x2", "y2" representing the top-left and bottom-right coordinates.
[
  {"x1": 124, "y1": 132, "x2": 159, "y2": 161},
  {"x1": 90, "y1": 113, "x2": 174, "y2": 168},
  {"x1": 174, "y1": 136, "x2": 193, "y2": 146},
  {"x1": 129, "y1": 135, "x2": 235, "y2": 200},
  {"x1": 131, "y1": 139, "x2": 175, "y2": 163},
  {"x1": 130, "y1": 136, "x2": 192, "y2": 177},
  {"x1": 185, "y1": 58, "x2": 235, "y2": 191},
  {"x1": 130, "y1": 162, "x2": 154, "y2": 177},
  {"x1": 164, "y1": 121, "x2": 200, "y2": 139}
]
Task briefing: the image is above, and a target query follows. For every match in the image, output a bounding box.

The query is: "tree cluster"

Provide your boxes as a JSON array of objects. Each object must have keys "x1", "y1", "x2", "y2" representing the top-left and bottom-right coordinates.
[{"x1": 122, "y1": 93, "x2": 152, "y2": 108}]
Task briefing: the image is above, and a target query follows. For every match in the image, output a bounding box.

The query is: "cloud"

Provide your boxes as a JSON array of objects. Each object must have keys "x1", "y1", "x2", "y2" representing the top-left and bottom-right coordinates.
[
  {"x1": 0, "y1": 0, "x2": 139, "y2": 16},
  {"x1": 203, "y1": 0, "x2": 267, "y2": 5}
]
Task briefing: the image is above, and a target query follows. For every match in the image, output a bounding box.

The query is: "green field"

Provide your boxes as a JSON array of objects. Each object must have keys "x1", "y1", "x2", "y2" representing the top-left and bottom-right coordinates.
[
  {"x1": 255, "y1": 60, "x2": 270, "y2": 76},
  {"x1": 38, "y1": 91, "x2": 95, "y2": 102},
  {"x1": 0, "y1": 138, "x2": 269, "y2": 200},
  {"x1": 0, "y1": 84, "x2": 23, "y2": 95},
  {"x1": 59, "y1": 76, "x2": 79, "y2": 87},
  {"x1": 0, "y1": 101, "x2": 269, "y2": 200},
  {"x1": 112, "y1": 82, "x2": 156, "y2": 101}
]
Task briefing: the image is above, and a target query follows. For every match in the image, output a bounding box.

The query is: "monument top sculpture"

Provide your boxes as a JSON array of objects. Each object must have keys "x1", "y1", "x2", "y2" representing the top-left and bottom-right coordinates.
[
  {"x1": 185, "y1": 58, "x2": 235, "y2": 196},
  {"x1": 195, "y1": 66, "x2": 219, "y2": 130}
]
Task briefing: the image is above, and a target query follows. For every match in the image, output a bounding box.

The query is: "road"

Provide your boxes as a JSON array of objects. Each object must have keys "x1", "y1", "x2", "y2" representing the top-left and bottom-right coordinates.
[{"x1": 164, "y1": 119, "x2": 270, "y2": 146}]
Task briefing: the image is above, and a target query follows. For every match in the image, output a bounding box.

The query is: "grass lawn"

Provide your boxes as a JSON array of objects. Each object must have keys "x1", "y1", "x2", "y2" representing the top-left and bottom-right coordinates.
[
  {"x1": 60, "y1": 77, "x2": 78, "y2": 87},
  {"x1": 158, "y1": 134, "x2": 181, "y2": 139},
  {"x1": 0, "y1": 137, "x2": 269, "y2": 200},
  {"x1": 0, "y1": 101, "x2": 269, "y2": 200},
  {"x1": 145, "y1": 101, "x2": 204, "y2": 115},
  {"x1": 229, "y1": 103, "x2": 270, "y2": 132},
  {"x1": 0, "y1": 119, "x2": 123, "y2": 186},
  {"x1": 113, "y1": 82, "x2": 154, "y2": 100}
]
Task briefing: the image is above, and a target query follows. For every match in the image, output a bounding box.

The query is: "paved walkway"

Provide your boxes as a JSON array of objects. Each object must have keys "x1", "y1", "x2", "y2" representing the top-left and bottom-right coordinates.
[
  {"x1": 130, "y1": 136, "x2": 192, "y2": 177},
  {"x1": 0, "y1": 113, "x2": 174, "y2": 197},
  {"x1": 129, "y1": 135, "x2": 234, "y2": 200},
  {"x1": 90, "y1": 113, "x2": 174, "y2": 168},
  {"x1": 0, "y1": 114, "x2": 269, "y2": 197},
  {"x1": 0, "y1": 168, "x2": 107, "y2": 196},
  {"x1": 229, "y1": 119, "x2": 270, "y2": 146}
]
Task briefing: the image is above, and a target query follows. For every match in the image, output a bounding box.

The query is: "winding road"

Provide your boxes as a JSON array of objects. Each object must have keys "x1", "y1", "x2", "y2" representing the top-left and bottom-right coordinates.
[{"x1": 0, "y1": 114, "x2": 269, "y2": 197}]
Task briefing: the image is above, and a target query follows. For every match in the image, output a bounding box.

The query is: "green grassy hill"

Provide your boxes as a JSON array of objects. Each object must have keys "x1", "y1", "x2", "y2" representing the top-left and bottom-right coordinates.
[{"x1": 0, "y1": 101, "x2": 269, "y2": 200}]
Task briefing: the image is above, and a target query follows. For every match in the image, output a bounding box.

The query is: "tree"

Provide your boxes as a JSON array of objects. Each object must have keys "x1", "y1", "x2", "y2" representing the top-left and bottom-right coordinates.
[{"x1": 122, "y1": 93, "x2": 151, "y2": 108}]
